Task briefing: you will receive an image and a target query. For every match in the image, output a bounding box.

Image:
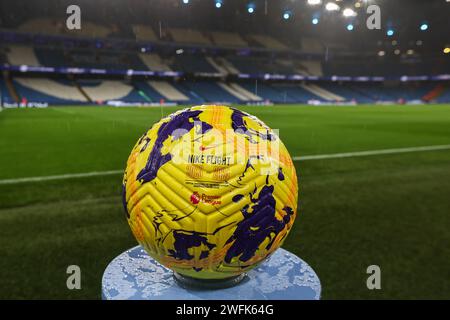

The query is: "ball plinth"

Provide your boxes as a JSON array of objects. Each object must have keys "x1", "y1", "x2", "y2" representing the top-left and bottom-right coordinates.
[{"x1": 173, "y1": 272, "x2": 247, "y2": 290}]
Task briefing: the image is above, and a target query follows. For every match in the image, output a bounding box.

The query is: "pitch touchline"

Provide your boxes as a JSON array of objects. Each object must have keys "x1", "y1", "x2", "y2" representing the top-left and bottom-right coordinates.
[
  {"x1": 0, "y1": 170, "x2": 123, "y2": 185},
  {"x1": 293, "y1": 144, "x2": 450, "y2": 161},
  {"x1": 1, "y1": 144, "x2": 450, "y2": 185}
]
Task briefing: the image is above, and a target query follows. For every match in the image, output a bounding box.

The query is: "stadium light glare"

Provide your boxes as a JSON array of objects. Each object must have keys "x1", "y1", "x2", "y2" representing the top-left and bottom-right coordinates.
[
  {"x1": 378, "y1": 50, "x2": 386, "y2": 57},
  {"x1": 182, "y1": 0, "x2": 189, "y2": 4},
  {"x1": 444, "y1": 47, "x2": 450, "y2": 54},
  {"x1": 394, "y1": 49, "x2": 401, "y2": 55},
  {"x1": 307, "y1": 0, "x2": 322, "y2": 5},
  {"x1": 420, "y1": 23, "x2": 428, "y2": 31},
  {"x1": 407, "y1": 49, "x2": 414, "y2": 55},
  {"x1": 215, "y1": 1, "x2": 222, "y2": 9},
  {"x1": 247, "y1": 4, "x2": 255, "y2": 14},
  {"x1": 312, "y1": 18, "x2": 319, "y2": 25},
  {"x1": 387, "y1": 29, "x2": 394, "y2": 37},
  {"x1": 283, "y1": 11, "x2": 292, "y2": 20},
  {"x1": 325, "y1": 2, "x2": 340, "y2": 11},
  {"x1": 346, "y1": 24, "x2": 354, "y2": 31},
  {"x1": 343, "y1": 8, "x2": 357, "y2": 17}
]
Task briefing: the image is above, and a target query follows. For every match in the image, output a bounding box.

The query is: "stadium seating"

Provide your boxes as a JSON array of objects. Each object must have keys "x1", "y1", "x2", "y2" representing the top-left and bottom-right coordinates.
[
  {"x1": 18, "y1": 18, "x2": 64, "y2": 36},
  {"x1": 132, "y1": 25, "x2": 159, "y2": 42},
  {"x1": 18, "y1": 19, "x2": 111, "y2": 38},
  {"x1": 298, "y1": 60, "x2": 323, "y2": 76},
  {"x1": 34, "y1": 47, "x2": 66, "y2": 67},
  {"x1": 73, "y1": 50, "x2": 148, "y2": 70},
  {"x1": 320, "y1": 83, "x2": 373, "y2": 103},
  {"x1": 436, "y1": 87, "x2": 450, "y2": 103},
  {"x1": 6, "y1": 45, "x2": 41, "y2": 66},
  {"x1": 1, "y1": 21, "x2": 449, "y2": 106},
  {"x1": 217, "y1": 82, "x2": 262, "y2": 102},
  {"x1": 346, "y1": 83, "x2": 434, "y2": 102},
  {"x1": 78, "y1": 80, "x2": 134, "y2": 102},
  {"x1": 0, "y1": 79, "x2": 16, "y2": 104},
  {"x1": 300, "y1": 38, "x2": 324, "y2": 55},
  {"x1": 271, "y1": 84, "x2": 325, "y2": 103},
  {"x1": 1, "y1": 41, "x2": 441, "y2": 81},
  {"x1": 139, "y1": 54, "x2": 172, "y2": 72},
  {"x1": 13, "y1": 78, "x2": 87, "y2": 104},
  {"x1": 214, "y1": 57, "x2": 241, "y2": 75},
  {"x1": 169, "y1": 28, "x2": 212, "y2": 46},
  {"x1": 249, "y1": 35, "x2": 288, "y2": 50},
  {"x1": 180, "y1": 81, "x2": 243, "y2": 104},
  {"x1": 171, "y1": 55, "x2": 220, "y2": 74},
  {"x1": 224, "y1": 57, "x2": 272, "y2": 75},
  {"x1": 239, "y1": 82, "x2": 297, "y2": 103},
  {"x1": 145, "y1": 81, "x2": 189, "y2": 102},
  {"x1": 74, "y1": 22, "x2": 112, "y2": 38},
  {"x1": 210, "y1": 31, "x2": 248, "y2": 47}
]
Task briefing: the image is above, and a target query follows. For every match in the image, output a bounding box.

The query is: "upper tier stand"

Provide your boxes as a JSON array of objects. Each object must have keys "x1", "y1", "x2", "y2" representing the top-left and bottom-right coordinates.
[{"x1": 102, "y1": 246, "x2": 321, "y2": 300}]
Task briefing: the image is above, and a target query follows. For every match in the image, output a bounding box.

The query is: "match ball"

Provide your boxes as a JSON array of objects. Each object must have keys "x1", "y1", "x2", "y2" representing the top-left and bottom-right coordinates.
[{"x1": 122, "y1": 105, "x2": 298, "y2": 280}]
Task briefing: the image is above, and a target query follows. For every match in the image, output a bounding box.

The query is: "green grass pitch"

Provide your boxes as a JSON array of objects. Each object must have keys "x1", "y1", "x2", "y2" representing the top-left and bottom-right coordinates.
[{"x1": 1, "y1": 104, "x2": 450, "y2": 299}]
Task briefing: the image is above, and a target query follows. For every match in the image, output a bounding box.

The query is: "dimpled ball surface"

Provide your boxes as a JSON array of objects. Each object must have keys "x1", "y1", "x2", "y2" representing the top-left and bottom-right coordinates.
[{"x1": 122, "y1": 105, "x2": 298, "y2": 279}]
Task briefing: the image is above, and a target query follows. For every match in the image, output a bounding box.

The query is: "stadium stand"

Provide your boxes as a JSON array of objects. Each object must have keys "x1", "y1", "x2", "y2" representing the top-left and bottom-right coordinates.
[
  {"x1": 0, "y1": 78, "x2": 16, "y2": 104},
  {"x1": 34, "y1": 47, "x2": 66, "y2": 67},
  {"x1": 168, "y1": 28, "x2": 212, "y2": 46},
  {"x1": 18, "y1": 19, "x2": 112, "y2": 38},
  {"x1": 435, "y1": 86, "x2": 450, "y2": 103},
  {"x1": 78, "y1": 80, "x2": 134, "y2": 102},
  {"x1": 214, "y1": 57, "x2": 241, "y2": 75},
  {"x1": 319, "y1": 83, "x2": 374, "y2": 103},
  {"x1": 298, "y1": 60, "x2": 323, "y2": 76},
  {"x1": 171, "y1": 55, "x2": 221, "y2": 74},
  {"x1": 249, "y1": 34, "x2": 288, "y2": 50},
  {"x1": 301, "y1": 38, "x2": 324, "y2": 55},
  {"x1": 239, "y1": 82, "x2": 297, "y2": 103},
  {"x1": 139, "y1": 53, "x2": 172, "y2": 72},
  {"x1": 317, "y1": 82, "x2": 437, "y2": 103},
  {"x1": 13, "y1": 78, "x2": 87, "y2": 104},
  {"x1": 210, "y1": 31, "x2": 248, "y2": 48},
  {"x1": 423, "y1": 84, "x2": 445, "y2": 102},
  {"x1": 132, "y1": 25, "x2": 159, "y2": 42},
  {"x1": 66, "y1": 21, "x2": 111, "y2": 38},
  {"x1": 301, "y1": 83, "x2": 345, "y2": 102},
  {"x1": 271, "y1": 84, "x2": 325, "y2": 103},
  {"x1": 180, "y1": 81, "x2": 242, "y2": 104},
  {"x1": 217, "y1": 82, "x2": 263, "y2": 102},
  {"x1": 130, "y1": 81, "x2": 164, "y2": 103},
  {"x1": 72, "y1": 50, "x2": 148, "y2": 70},
  {"x1": 378, "y1": 83, "x2": 435, "y2": 101},
  {"x1": 146, "y1": 81, "x2": 189, "y2": 102},
  {"x1": 224, "y1": 57, "x2": 283, "y2": 75},
  {"x1": 205, "y1": 57, "x2": 228, "y2": 75},
  {"x1": 1, "y1": 15, "x2": 449, "y2": 106},
  {"x1": 228, "y1": 83, "x2": 263, "y2": 101},
  {"x1": 18, "y1": 18, "x2": 64, "y2": 36},
  {"x1": 6, "y1": 45, "x2": 41, "y2": 66}
]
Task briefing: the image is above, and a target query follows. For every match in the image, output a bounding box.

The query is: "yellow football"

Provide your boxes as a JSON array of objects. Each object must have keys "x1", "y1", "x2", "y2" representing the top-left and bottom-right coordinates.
[{"x1": 122, "y1": 105, "x2": 298, "y2": 280}]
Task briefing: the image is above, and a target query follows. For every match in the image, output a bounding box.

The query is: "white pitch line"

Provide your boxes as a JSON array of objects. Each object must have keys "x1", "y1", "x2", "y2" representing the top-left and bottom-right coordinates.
[
  {"x1": 0, "y1": 170, "x2": 123, "y2": 185},
  {"x1": 1, "y1": 144, "x2": 450, "y2": 185},
  {"x1": 293, "y1": 144, "x2": 450, "y2": 161}
]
